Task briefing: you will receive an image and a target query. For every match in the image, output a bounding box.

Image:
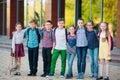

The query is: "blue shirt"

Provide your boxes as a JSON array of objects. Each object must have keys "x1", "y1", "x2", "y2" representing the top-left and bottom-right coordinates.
[
  {"x1": 76, "y1": 27, "x2": 88, "y2": 47},
  {"x1": 26, "y1": 28, "x2": 42, "y2": 48},
  {"x1": 87, "y1": 30, "x2": 99, "y2": 49}
]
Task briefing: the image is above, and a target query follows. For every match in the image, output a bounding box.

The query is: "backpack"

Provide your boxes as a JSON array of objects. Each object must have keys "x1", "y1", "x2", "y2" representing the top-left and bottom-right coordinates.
[
  {"x1": 106, "y1": 35, "x2": 114, "y2": 50},
  {"x1": 54, "y1": 27, "x2": 68, "y2": 42},
  {"x1": 27, "y1": 28, "x2": 41, "y2": 44}
]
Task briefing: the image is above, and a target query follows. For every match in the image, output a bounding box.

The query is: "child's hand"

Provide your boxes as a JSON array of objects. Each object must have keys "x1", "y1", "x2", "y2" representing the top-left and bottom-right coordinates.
[
  {"x1": 51, "y1": 49, "x2": 54, "y2": 54},
  {"x1": 12, "y1": 31, "x2": 15, "y2": 34},
  {"x1": 108, "y1": 51, "x2": 111, "y2": 56},
  {"x1": 38, "y1": 26, "x2": 44, "y2": 30}
]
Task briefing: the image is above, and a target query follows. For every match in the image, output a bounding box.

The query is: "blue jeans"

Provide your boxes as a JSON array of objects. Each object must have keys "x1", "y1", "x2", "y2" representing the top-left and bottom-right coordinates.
[
  {"x1": 67, "y1": 53, "x2": 76, "y2": 75},
  {"x1": 88, "y1": 48, "x2": 99, "y2": 77},
  {"x1": 76, "y1": 47, "x2": 87, "y2": 74}
]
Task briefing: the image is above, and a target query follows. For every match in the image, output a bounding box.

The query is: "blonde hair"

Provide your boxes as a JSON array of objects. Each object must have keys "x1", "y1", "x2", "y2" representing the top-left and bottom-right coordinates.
[{"x1": 99, "y1": 22, "x2": 110, "y2": 37}]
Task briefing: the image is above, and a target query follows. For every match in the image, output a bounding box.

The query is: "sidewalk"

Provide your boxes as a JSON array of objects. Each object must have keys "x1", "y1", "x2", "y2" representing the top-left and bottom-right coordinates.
[
  {"x1": 0, "y1": 36, "x2": 120, "y2": 80},
  {"x1": 0, "y1": 48, "x2": 120, "y2": 80}
]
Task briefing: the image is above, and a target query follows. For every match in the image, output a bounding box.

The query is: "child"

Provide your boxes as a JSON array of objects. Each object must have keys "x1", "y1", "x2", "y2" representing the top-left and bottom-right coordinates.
[
  {"x1": 98, "y1": 22, "x2": 111, "y2": 80},
  {"x1": 86, "y1": 20, "x2": 99, "y2": 79},
  {"x1": 26, "y1": 19, "x2": 41, "y2": 76},
  {"x1": 12, "y1": 22, "x2": 28, "y2": 75},
  {"x1": 40, "y1": 20, "x2": 54, "y2": 77},
  {"x1": 76, "y1": 18, "x2": 88, "y2": 79},
  {"x1": 65, "y1": 26, "x2": 76, "y2": 79},
  {"x1": 48, "y1": 18, "x2": 67, "y2": 78}
]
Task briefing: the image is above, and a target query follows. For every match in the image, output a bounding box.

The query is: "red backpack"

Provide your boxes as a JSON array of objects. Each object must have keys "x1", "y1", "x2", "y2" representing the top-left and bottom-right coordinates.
[{"x1": 106, "y1": 35, "x2": 114, "y2": 51}]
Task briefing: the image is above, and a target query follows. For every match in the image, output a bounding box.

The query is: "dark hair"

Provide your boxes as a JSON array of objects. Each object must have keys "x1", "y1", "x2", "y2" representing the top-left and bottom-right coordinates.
[
  {"x1": 87, "y1": 20, "x2": 94, "y2": 25},
  {"x1": 29, "y1": 19, "x2": 37, "y2": 24},
  {"x1": 77, "y1": 18, "x2": 84, "y2": 22},
  {"x1": 15, "y1": 22, "x2": 21, "y2": 27},
  {"x1": 58, "y1": 18, "x2": 64, "y2": 22},
  {"x1": 46, "y1": 20, "x2": 53, "y2": 24}
]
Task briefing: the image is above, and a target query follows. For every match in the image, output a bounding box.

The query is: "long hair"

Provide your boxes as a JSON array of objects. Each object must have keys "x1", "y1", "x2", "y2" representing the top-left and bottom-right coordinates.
[{"x1": 99, "y1": 22, "x2": 110, "y2": 37}]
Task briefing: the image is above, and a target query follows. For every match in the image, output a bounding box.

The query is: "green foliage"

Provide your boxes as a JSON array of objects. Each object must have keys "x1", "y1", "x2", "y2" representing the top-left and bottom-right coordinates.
[{"x1": 65, "y1": 0, "x2": 118, "y2": 36}]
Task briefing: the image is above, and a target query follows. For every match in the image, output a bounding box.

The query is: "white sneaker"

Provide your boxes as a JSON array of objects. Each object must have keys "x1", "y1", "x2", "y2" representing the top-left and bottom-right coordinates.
[{"x1": 60, "y1": 75, "x2": 64, "y2": 78}]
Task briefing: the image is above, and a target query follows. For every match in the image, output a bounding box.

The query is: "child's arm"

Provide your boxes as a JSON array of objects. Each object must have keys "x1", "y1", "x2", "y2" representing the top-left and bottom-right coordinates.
[
  {"x1": 22, "y1": 27, "x2": 30, "y2": 33},
  {"x1": 51, "y1": 32, "x2": 55, "y2": 54},
  {"x1": 108, "y1": 35, "x2": 111, "y2": 55},
  {"x1": 38, "y1": 26, "x2": 45, "y2": 30},
  {"x1": 51, "y1": 42, "x2": 55, "y2": 54},
  {"x1": 12, "y1": 32, "x2": 16, "y2": 53}
]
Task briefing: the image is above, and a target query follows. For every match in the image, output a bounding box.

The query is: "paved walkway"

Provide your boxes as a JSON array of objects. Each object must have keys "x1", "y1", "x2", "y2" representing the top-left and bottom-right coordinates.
[
  {"x1": 1, "y1": 48, "x2": 120, "y2": 80},
  {"x1": 0, "y1": 36, "x2": 120, "y2": 80}
]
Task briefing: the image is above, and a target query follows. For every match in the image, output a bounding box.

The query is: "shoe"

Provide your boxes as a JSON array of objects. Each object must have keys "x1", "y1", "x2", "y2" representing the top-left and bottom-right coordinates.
[
  {"x1": 14, "y1": 72, "x2": 21, "y2": 76},
  {"x1": 32, "y1": 73, "x2": 36, "y2": 76},
  {"x1": 60, "y1": 75, "x2": 64, "y2": 78},
  {"x1": 98, "y1": 76, "x2": 103, "y2": 80},
  {"x1": 41, "y1": 73, "x2": 46, "y2": 77},
  {"x1": 47, "y1": 73, "x2": 54, "y2": 78},
  {"x1": 60, "y1": 73, "x2": 64, "y2": 78},
  {"x1": 77, "y1": 73, "x2": 84, "y2": 79},
  {"x1": 65, "y1": 74, "x2": 73, "y2": 79},
  {"x1": 89, "y1": 75, "x2": 94, "y2": 78},
  {"x1": 104, "y1": 77, "x2": 109, "y2": 80},
  {"x1": 27, "y1": 73, "x2": 33, "y2": 76}
]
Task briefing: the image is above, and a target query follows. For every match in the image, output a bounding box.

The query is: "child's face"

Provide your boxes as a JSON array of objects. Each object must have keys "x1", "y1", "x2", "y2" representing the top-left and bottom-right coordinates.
[
  {"x1": 100, "y1": 23, "x2": 107, "y2": 31},
  {"x1": 69, "y1": 27, "x2": 75, "y2": 34},
  {"x1": 16, "y1": 24, "x2": 22, "y2": 31},
  {"x1": 30, "y1": 22, "x2": 36, "y2": 29},
  {"x1": 77, "y1": 20, "x2": 84, "y2": 28},
  {"x1": 87, "y1": 22, "x2": 93, "y2": 30},
  {"x1": 45, "y1": 22, "x2": 52, "y2": 30},
  {"x1": 57, "y1": 21, "x2": 65, "y2": 29}
]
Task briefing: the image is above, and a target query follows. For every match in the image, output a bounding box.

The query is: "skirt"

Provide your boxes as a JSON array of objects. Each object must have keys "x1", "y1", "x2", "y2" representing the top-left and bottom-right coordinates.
[{"x1": 14, "y1": 43, "x2": 25, "y2": 57}]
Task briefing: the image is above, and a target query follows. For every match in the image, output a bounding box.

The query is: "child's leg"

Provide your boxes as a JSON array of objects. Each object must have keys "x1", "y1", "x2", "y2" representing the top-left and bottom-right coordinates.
[
  {"x1": 15, "y1": 57, "x2": 21, "y2": 73},
  {"x1": 105, "y1": 60, "x2": 110, "y2": 77},
  {"x1": 60, "y1": 50, "x2": 66, "y2": 75},
  {"x1": 17, "y1": 57, "x2": 21, "y2": 71},
  {"x1": 99, "y1": 59, "x2": 105, "y2": 77}
]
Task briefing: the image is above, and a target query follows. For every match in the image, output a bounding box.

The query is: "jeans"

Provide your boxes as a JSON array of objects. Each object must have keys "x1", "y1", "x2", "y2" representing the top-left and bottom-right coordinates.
[
  {"x1": 76, "y1": 47, "x2": 87, "y2": 74},
  {"x1": 28, "y1": 47, "x2": 39, "y2": 74},
  {"x1": 67, "y1": 53, "x2": 76, "y2": 75},
  {"x1": 50, "y1": 49, "x2": 66, "y2": 75},
  {"x1": 42, "y1": 47, "x2": 52, "y2": 75},
  {"x1": 88, "y1": 48, "x2": 99, "y2": 77}
]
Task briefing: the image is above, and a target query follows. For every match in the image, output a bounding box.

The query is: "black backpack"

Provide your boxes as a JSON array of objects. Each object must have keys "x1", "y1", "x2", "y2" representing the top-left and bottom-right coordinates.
[{"x1": 27, "y1": 28, "x2": 41, "y2": 44}]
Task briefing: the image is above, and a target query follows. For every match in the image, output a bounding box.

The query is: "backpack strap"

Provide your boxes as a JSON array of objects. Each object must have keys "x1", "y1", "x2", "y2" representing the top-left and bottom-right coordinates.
[
  {"x1": 50, "y1": 30, "x2": 53, "y2": 41},
  {"x1": 35, "y1": 28, "x2": 41, "y2": 43},
  {"x1": 54, "y1": 27, "x2": 68, "y2": 42}
]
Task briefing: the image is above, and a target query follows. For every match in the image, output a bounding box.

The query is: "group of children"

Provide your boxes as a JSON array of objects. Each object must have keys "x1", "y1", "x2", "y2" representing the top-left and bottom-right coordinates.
[{"x1": 11, "y1": 18, "x2": 112, "y2": 80}]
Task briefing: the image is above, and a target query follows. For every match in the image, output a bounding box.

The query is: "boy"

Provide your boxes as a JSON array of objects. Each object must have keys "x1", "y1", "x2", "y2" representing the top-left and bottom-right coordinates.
[
  {"x1": 40, "y1": 20, "x2": 54, "y2": 77},
  {"x1": 48, "y1": 18, "x2": 67, "y2": 78},
  {"x1": 26, "y1": 19, "x2": 41, "y2": 76}
]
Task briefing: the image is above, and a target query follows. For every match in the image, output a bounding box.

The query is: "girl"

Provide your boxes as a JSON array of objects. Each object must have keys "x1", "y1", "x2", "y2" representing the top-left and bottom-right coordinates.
[
  {"x1": 98, "y1": 22, "x2": 111, "y2": 80},
  {"x1": 86, "y1": 21, "x2": 99, "y2": 79},
  {"x1": 76, "y1": 18, "x2": 88, "y2": 79},
  {"x1": 65, "y1": 26, "x2": 76, "y2": 79},
  {"x1": 12, "y1": 23, "x2": 28, "y2": 75}
]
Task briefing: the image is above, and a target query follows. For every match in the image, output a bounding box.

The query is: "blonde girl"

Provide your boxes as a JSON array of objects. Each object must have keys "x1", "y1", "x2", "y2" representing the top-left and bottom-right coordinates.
[{"x1": 98, "y1": 22, "x2": 112, "y2": 80}]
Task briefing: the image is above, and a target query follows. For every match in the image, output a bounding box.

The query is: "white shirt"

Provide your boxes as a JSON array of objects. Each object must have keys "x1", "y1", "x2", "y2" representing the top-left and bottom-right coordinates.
[
  {"x1": 55, "y1": 28, "x2": 67, "y2": 50},
  {"x1": 12, "y1": 28, "x2": 27, "y2": 52}
]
